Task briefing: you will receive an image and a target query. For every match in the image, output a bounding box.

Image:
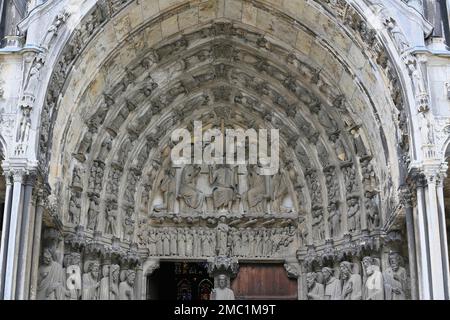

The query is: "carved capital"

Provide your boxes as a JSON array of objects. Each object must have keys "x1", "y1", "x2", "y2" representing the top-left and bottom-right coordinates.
[
  {"x1": 2, "y1": 170, "x2": 13, "y2": 186},
  {"x1": 11, "y1": 168, "x2": 27, "y2": 183},
  {"x1": 409, "y1": 170, "x2": 426, "y2": 188},
  {"x1": 399, "y1": 184, "x2": 414, "y2": 208}
]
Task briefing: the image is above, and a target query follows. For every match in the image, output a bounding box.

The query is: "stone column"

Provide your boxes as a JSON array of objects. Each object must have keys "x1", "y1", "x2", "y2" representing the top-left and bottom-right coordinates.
[
  {"x1": 16, "y1": 172, "x2": 36, "y2": 299},
  {"x1": 414, "y1": 174, "x2": 431, "y2": 299},
  {"x1": 3, "y1": 169, "x2": 26, "y2": 300},
  {"x1": 424, "y1": 172, "x2": 447, "y2": 299},
  {"x1": 435, "y1": 174, "x2": 450, "y2": 297},
  {"x1": 400, "y1": 184, "x2": 418, "y2": 300},
  {"x1": 0, "y1": 171, "x2": 12, "y2": 297},
  {"x1": 28, "y1": 198, "x2": 44, "y2": 300}
]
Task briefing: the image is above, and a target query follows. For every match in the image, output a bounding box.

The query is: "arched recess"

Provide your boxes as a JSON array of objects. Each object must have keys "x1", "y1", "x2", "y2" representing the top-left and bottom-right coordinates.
[{"x1": 27, "y1": 0, "x2": 423, "y2": 299}]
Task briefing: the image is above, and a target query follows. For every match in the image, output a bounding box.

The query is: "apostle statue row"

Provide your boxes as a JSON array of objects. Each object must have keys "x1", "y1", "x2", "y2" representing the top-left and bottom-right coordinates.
[
  {"x1": 306, "y1": 253, "x2": 408, "y2": 300},
  {"x1": 37, "y1": 249, "x2": 138, "y2": 300},
  {"x1": 141, "y1": 225, "x2": 296, "y2": 258}
]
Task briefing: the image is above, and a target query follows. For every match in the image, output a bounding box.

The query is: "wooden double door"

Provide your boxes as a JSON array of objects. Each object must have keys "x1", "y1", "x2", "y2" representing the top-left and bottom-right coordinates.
[{"x1": 148, "y1": 262, "x2": 297, "y2": 300}]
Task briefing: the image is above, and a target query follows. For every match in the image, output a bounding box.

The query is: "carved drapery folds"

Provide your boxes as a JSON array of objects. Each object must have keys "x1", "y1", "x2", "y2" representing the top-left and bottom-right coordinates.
[
  {"x1": 302, "y1": 252, "x2": 411, "y2": 300},
  {"x1": 35, "y1": 227, "x2": 141, "y2": 300}
]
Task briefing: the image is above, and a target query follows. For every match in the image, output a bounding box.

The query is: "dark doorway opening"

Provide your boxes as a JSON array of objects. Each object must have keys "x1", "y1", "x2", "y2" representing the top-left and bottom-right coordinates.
[{"x1": 147, "y1": 261, "x2": 213, "y2": 300}]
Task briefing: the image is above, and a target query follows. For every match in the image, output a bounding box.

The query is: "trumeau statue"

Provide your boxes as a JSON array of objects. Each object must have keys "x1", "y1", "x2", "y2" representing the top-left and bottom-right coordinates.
[
  {"x1": 82, "y1": 261, "x2": 100, "y2": 300},
  {"x1": 210, "y1": 274, "x2": 235, "y2": 300},
  {"x1": 119, "y1": 270, "x2": 136, "y2": 300},
  {"x1": 362, "y1": 257, "x2": 384, "y2": 300},
  {"x1": 306, "y1": 272, "x2": 324, "y2": 300},
  {"x1": 322, "y1": 267, "x2": 342, "y2": 300},
  {"x1": 37, "y1": 249, "x2": 65, "y2": 300},
  {"x1": 383, "y1": 253, "x2": 407, "y2": 300},
  {"x1": 340, "y1": 261, "x2": 362, "y2": 300}
]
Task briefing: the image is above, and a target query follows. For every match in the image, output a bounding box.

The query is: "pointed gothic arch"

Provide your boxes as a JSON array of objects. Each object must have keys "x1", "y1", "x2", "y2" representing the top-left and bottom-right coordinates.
[{"x1": 2, "y1": 0, "x2": 447, "y2": 300}]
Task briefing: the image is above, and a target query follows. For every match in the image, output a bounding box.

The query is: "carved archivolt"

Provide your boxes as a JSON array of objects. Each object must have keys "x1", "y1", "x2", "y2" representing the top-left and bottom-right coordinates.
[{"x1": 27, "y1": 0, "x2": 416, "y2": 300}]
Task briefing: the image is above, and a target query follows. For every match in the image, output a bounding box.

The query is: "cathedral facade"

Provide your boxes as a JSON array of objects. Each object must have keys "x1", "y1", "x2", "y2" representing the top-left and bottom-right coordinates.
[{"x1": 0, "y1": 0, "x2": 450, "y2": 300}]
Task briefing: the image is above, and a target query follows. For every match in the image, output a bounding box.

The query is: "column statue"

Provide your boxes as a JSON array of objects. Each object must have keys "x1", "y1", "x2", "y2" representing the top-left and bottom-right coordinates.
[
  {"x1": 383, "y1": 253, "x2": 407, "y2": 300},
  {"x1": 37, "y1": 249, "x2": 65, "y2": 300},
  {"x1": 82, "y1": 261, "x2": 100, "y2": 300},
  {"x1": 340, "y1": 261, "x2": 362, "y2": 300},
  {"x1": 362, "y1": 257, "x2": 384, "y2": 300},
  {"x1": 119, "y1": 270, "x2": 136, "y2": 300},
  {"x1": 306, "y1": 272, "x2": 324, "y2": 300},
  {"x1": 322, "y1": 267, "x2": 342, "y2": 300}
]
